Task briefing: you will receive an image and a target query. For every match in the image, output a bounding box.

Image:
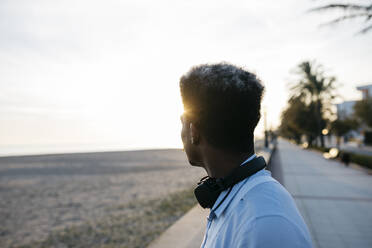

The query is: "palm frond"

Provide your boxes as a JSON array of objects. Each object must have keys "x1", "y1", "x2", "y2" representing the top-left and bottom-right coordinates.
[
  {"x1": 320, "y1": 13, "x2": 370, "y2": 26},
  {"x1": 309, "y1": 2, "x2": 372, "y2": 34},
  {"x1": 309, "y1": 4, "x2": 371, "y2": 13},
  {"x1": 359, "y1": 23, "x2": 372, "y2": 33}
]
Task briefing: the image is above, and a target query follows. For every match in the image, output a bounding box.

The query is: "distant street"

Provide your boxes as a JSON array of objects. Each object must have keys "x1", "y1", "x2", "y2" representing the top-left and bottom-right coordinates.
[{"x1": 276, "y1": 139, "x2": 372, "y2": 248}]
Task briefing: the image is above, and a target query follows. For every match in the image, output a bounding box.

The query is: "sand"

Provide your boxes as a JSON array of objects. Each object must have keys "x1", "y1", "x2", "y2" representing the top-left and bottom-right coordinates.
[{"x1": 0, "y1": 149, "x2": 205, "y2": 247}]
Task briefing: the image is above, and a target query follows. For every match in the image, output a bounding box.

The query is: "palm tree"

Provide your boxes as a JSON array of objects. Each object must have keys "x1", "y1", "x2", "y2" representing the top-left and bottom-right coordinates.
[
  {"x1": 280, "y1": 96, "x2": 319, "y2": 146},
  {"x1": 309, "y1": 1, "x2": 372, "y2": 34},
  {"x1": 290, "y1": 61, "x2": 337, "y2": 147}
]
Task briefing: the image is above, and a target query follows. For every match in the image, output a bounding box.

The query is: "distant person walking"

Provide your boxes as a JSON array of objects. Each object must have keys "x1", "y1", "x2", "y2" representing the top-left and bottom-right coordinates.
[
  {"x1": 341, "y1": 152, "x2": 350, "y2": 166},
  {"x1": 179, "y1": 63, "x2": 313, "y2": 248}
]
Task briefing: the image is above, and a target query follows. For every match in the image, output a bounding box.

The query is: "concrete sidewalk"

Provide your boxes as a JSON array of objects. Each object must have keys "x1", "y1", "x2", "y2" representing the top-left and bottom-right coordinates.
[
  {"x1": 147, "y1": 149, "x2": 273, "y2": 248},
  {"x1": 278, "y1": 140, "x2": 372, "y2": 248},
  {"x1": 147, "y1": 205, "x2": 208, "y2": 248}
]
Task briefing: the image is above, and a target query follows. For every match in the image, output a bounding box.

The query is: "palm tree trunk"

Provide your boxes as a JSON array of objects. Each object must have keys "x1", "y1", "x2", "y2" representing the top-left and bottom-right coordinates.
[{"x1": 316, "y1": 99, "x2": 325, "y2": 147}]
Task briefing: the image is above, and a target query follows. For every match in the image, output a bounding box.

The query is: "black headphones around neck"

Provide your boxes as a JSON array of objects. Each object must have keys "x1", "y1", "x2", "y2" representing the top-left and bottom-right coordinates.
[{"x1": 194, "y1": 156, "x2": 267, "y2": 209}]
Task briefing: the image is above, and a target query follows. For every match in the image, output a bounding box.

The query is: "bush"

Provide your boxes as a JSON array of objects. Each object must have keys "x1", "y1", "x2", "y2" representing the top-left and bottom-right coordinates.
[
  {"x1": 365, "y1": 131, "x2": 372, "y2": 146},
  {"x1": 337, "y1": 151, "x2": 372, "y2": 170},
  {"x1": 308, "y1": 145, "x2": 372, "y2": 170},
  {"x1": 349, "y1": 153, "x2": 372, "y2": 170}
]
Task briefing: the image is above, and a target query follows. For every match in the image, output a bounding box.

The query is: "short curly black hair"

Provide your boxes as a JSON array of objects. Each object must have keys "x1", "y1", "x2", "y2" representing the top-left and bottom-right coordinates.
[{"x1": 180, "y1": 62, "x2": 264, "y2": 152}]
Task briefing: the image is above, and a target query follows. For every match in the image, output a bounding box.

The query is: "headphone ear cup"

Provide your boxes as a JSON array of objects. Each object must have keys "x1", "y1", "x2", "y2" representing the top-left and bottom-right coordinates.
[{"x1": 194, "y1": 180, "x2": 222, "y2": 209}]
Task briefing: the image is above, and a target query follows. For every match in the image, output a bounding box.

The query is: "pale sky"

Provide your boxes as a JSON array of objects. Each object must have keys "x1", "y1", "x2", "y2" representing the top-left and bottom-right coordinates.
[{"x1": 1, "y1": 0, "x2": 371, "y2": 155}]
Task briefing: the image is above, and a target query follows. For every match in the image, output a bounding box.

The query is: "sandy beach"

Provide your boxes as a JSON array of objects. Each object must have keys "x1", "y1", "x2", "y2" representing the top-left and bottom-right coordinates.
[{"x1": 0, "y1": 149, "x2": 205, "y2": 247}]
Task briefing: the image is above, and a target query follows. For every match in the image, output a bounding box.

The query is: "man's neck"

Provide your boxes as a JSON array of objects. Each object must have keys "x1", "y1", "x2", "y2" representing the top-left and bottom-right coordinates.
[{"x1": 202, "y1": 148, "x2": 255, "y2": 179}]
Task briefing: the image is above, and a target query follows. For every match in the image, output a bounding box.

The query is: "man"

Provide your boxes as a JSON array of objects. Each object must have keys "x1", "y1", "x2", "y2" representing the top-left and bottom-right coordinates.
[{"x1": 179, "y1": 63, "x2": 313, "y2": 248}]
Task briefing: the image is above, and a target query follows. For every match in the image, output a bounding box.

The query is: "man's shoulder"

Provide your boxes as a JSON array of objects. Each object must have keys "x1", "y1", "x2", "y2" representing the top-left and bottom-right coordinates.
[
  {"x1": 225, "y1": 171, "x2": 306, "y2": 231},
  {"x1": 226, "y1": 175, "x2": 313, "y2": 247},
  {"x1": 233, "y1": 214, "x2": 313, "y2": 247},
  {"x1": 237, "y1": 172, "x2": 295, "y2": 216}
]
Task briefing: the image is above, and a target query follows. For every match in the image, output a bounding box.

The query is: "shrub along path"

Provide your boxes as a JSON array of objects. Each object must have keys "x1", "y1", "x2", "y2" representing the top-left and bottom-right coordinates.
[{"x1": 309, "y1": 145, "x2": 372, "y2": 170}]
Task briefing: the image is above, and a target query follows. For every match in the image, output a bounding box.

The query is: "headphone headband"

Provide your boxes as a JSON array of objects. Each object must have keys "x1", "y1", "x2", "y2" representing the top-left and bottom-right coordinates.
[{"x1": 222, "y1": 156, "x2": 266, "y2": 189}]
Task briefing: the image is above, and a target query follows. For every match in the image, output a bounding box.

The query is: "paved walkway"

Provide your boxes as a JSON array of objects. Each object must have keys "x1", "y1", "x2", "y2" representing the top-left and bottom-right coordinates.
[
  {"x1": 147, "y1": 205, "x2": 208, "y2": 248},
  {"x1": 277, "y1": 140, "x2": 372, "y2": 248}
]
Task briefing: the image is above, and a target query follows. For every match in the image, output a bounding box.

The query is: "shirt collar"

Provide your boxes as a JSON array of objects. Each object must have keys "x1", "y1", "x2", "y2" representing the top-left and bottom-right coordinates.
[{"x1": 211, "y1": 154, "x2": 257, "y2": 219}]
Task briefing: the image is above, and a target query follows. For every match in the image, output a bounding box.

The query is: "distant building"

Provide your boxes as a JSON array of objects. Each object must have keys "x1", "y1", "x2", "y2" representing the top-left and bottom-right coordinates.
[
  {"x1": 336, "y1": 101, "x2": 356, "y2": 120},
  {"x1": 336, "y1": 84, "x2": 372, "y2": 119},
  {"x1": 335, "y1": 84, "x2": 371, "y2": 145},
  {"x1": 356, "y1": 84, "x2": 372, "y2": 100}
]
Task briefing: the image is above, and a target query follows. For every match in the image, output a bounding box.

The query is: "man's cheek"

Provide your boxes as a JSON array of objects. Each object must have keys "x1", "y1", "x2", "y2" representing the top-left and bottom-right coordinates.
[{"x1": 181, "y1": 126, "x2": 187, "y2": 143}]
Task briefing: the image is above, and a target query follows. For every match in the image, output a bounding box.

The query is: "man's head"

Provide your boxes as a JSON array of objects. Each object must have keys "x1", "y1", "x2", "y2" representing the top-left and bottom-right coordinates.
[{"x1": 179, "y1": 62, "x2": 264, "y2": 166}]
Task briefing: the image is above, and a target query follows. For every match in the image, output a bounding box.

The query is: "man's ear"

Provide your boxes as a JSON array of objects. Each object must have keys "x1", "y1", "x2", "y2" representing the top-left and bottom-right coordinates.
[{"x1": 189, "y1": 123, "x2": 200, "y2": 145}]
